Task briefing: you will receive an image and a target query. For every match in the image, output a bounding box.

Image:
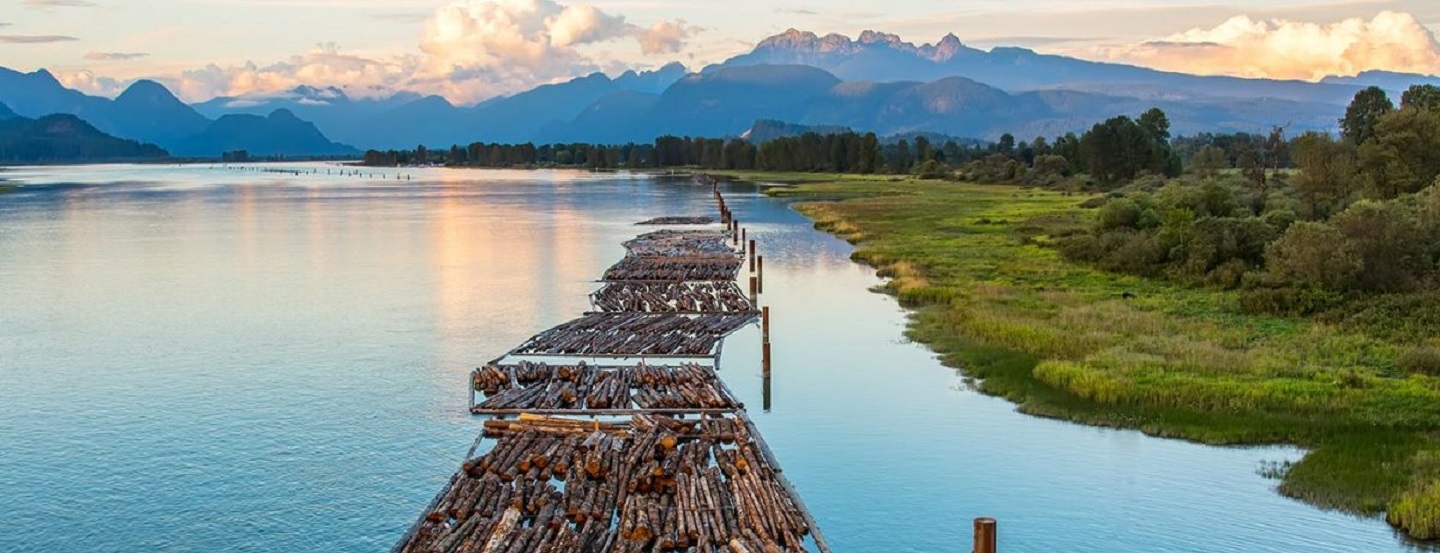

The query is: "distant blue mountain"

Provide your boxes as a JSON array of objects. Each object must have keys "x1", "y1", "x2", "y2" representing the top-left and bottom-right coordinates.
[
  {"x1": 171, "y1": 109, "x2": 357, "y2": 157},
  {"x1": 524, "y1": 64, "x2": 1340, "y2": 144},
  {"x1": 0, "y1": 111, "x2": 168, "y2": 163},
  {"x1": 1320, "y1": 70, "x2": 1440, "y2": 96},
  {"x1": 0, "y1": 68, "x2": 355, "y2": 158},
  {"x1": 192, "y1": 62, "x2": 691, "y2": 149},
  {"x1": 6, "y1": 28, "x2": 1423, "y2": 152},
  {"x1": 713, "y1": 29, "x2": 1366, "y2": 107}
]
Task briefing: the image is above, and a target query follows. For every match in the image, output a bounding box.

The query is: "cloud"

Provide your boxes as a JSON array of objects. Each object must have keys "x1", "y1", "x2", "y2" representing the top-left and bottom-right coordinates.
[
  {"x1": 85, "y1": 51, "x2": 149, "y2": 61},
  {"x1": 413, "y1": 0, "x2": 696, "y2": 102},
  {"x1": 166, "y1": 43, "x2": 417, "y2": 102},
  {"x1": 24, "y1": 0, "x2": 96, "y2": 7},
  {"x1": 1076, "y1": 10, "x2": 1440, "y2": 81},
  {"x1": 970, "y1": 36, "x2": 1108, "y2": 47},
  {"x1": 0, "y1": 35, "x2": 78, "y2": 43},
  {"x1": 54, "y1": 70, "x2": 127, "y2": 96},
  {"x1": 61, "y1": 0, "x2": 699, "y2": 104},
  {"x1": 547, "y1": 3, "x2": 630, "y2": 47},
  {"x1": 639, "y1": 19, "x2": 699, "y2": 55}
]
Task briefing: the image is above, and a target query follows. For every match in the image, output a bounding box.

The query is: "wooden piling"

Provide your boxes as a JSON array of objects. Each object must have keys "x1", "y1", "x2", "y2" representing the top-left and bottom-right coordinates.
[
  {"x1": 757, "y1": 255, "x2": 764, "y2": 294},
  {"x1": 974, "y1": 518, "x2": 997, "y2": 553},
  {"x1": 762, "y1": 342, "x2": 771, "y2": 377},
  {"x1": 763, "y1": 371, "x2": 772, "y2": 411},
  {"x1": 748, "y1": 239, "x2": 756, "y2": 273},
  {"x1": 762, "y1": 306, "x2": 770, "y2": 343},
  {"x1": 749, "y1": 276, "x2": 758, "y2": 302}
]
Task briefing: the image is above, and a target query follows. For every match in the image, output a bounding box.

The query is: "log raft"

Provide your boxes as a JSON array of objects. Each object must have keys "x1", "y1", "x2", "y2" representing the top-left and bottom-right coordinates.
[
  {"x1": 470, "y1": 362, "x2": 743, "y2": 415},
  {"x1": 508, "y1": 313, "x2": 756, "y2": 357},
  {"x1": 395, "y1": 414, "x2": 814, "y2": 553},
  {"x1": 395, "y1": 178, "x2": 832, "y2": 553},
  {"x1": 636, "y1": 216, "x2": 716, "y2": 226},
  {"x1": 592, "y1": 282, "x2": 756, "y2": 314}
]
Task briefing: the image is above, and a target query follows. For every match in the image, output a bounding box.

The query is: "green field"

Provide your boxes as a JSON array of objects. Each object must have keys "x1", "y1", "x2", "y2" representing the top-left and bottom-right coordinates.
[{"x1": 740, "y1": 172, "x2": 1440, "y2": 538}]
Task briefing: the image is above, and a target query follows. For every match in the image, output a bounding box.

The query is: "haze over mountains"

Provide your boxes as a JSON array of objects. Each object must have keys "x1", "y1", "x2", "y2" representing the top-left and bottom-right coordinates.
[
  {"x1": 0, "y1": 67, "x2": 356, "y2": 158},
  {"x1": 3, "y1": 29, "x2": 1439, "y2": 158}
]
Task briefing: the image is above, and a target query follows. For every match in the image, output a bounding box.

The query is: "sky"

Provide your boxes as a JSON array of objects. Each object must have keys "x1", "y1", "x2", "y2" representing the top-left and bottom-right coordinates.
[{"x1": 1, "y1": 0, "x2": 1439, "y2": 105}]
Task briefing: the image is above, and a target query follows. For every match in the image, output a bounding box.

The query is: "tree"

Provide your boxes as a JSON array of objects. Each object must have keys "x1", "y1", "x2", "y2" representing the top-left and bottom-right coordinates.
[
  {"x1": 1332, "y1": 200, "x2": 1426, "y2": 291},
  {"x1": 1357, "y1": 107, "x2": 1440, "y2": 199},
  {"x1": 1189, "y1": 145, "x2": 1229, "y2": 177},
  {"x1": 1264, "y1": 222, "x2": 1361, "y2": 290},
  {"x1": 1340, "y1": 86, "x2": 1394, "y2": 144},
  {"x1": 1081, "y1": 115, "x2": 1156, "y2": 185},
  {"x1": 996, "y1": 134, "x2": 1015, "y2": 156},
  {"x1": 914, "y1": 136, "x2": 934, "y2": 163},
  {"x1": 1290, "y1": 132, "x2": 1358, "y2": 219},
  {"x1": 1138, "y1": 108, "x2": 1172, "y2": 143},
  {"x1": 891, "y1": 139, "x2": 912, "y2": 173},
  {"x1": 1402, "y1": 84, "x2": 1440, "y2": 112}
]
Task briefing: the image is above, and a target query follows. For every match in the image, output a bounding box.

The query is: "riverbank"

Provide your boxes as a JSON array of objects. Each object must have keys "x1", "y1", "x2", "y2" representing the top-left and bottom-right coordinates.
[{"x1": 736, "y1": 172, "x2": 1440, "y2": 540}]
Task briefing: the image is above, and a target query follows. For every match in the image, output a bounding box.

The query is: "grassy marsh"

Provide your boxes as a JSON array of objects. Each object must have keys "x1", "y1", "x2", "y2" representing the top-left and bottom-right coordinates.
[{"x1": 756, "y1": 173, "x2": 1440, "y2": 538}]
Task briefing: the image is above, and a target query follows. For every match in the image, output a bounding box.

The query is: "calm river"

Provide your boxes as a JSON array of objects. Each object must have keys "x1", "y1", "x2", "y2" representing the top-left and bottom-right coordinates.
[{"x1": 0, "y1": 164, "x2": 1420, "y2": 553}]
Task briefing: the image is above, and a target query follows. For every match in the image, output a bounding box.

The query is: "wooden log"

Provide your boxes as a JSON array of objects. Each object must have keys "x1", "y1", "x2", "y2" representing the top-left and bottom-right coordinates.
[
  {"x1": 974, "y1": 518, "x2": 997, "y2": 553},
  {"x1": 478, "y1": 507, "x2": 522, "y2": 553}
]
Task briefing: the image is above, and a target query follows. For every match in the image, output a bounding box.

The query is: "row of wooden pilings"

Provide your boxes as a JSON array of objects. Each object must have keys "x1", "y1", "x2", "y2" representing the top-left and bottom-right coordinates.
[
  {"x1": 210, "y1": 164, "x2": 415, "y2": 180},
  {"x1": 712, "y1": 176, "x2": 999, "y2": 553}
]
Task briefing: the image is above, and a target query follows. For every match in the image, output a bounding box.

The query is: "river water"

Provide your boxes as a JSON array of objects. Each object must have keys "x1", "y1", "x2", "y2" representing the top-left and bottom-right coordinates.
[{"x1": 0, "y1": 164, "x2": 1419, "y2": 553}]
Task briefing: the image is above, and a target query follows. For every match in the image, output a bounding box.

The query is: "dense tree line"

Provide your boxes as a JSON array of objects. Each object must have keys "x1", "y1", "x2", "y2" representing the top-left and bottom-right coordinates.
[
  {"x1": 363, "y1": 131, "x2": 1031, "y2": 176},
  {"x1": 1061, "y1": 85, "x2": 1440, "y2": 341}
]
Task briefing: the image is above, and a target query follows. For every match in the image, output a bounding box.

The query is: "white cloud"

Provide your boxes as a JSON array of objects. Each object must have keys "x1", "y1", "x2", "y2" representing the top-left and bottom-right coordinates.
[
  {"x1": 54, "y1": 70, "x2": 127, "y2": 96},
  {"x1": 167, "y1": 43, "x2": 417, "y2": 102},
  {"x1": 84, "y1": 51, "x2": 149, "y2": 61},
  {"x1": 412, "y1": 0, "x2": 692, "y2": 103},
  {"x1": 24, "y1": 0, "x2": 96, "y2": 7},
  {"x1": 65, "y1": 0, "x2": 701, "y2": 104},
  {"x1": 1075, "y1": 11, "x2": 1440, "y2": 81},
  {"x1": 0, "y1": 35, "x2": 77, "y2": 43},
  {"x1": 639, "y1": 19, "x2": 699, "y2": 55},
  {"x1": 547, "y1": 3, "x2": 630, "y2": 47}
]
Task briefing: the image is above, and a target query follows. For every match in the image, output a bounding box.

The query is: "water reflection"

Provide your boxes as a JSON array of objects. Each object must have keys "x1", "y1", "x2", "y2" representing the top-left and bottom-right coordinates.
[{"x1": 0, "y1": 163, "x2": 1424, "y2": 553}]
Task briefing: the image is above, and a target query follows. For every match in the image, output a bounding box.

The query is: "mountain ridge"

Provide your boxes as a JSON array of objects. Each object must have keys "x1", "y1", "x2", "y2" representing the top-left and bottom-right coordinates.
[
  {"x1": 0, "y1": 112, "x2": 168, "y2": 163},
  {"x1": 0, "y1": 70, "x2": 358, "y2": 157}
]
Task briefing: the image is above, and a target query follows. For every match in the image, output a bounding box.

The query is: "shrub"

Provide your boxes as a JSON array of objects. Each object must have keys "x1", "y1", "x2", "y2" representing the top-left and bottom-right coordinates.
[
  {"x1": 1264, "y1": 221, "x2": 1362, "y2": 291},
  {"x1": 1341, "y1": 292, "x2": 1440, "y2": 342},
  {"x1": 1399, "y1": 347, "x2": 1440, "y2": 376},
  {"x1": 1238, "y1": 287, "x2": 1344, "y2": 316}
]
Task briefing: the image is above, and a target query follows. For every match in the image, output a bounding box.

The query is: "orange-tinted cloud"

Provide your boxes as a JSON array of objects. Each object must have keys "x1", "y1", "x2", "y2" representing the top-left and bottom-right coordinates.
[{"x1": 1075, "y1": 11, "x2": 1440, "y2": 81}]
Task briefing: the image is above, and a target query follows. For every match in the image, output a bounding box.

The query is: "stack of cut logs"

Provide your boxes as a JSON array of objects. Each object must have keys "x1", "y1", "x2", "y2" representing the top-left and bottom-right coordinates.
[
  {"x1": 398, "y1": 184, "x2": 828, "y2": 553},
  {"x1": 510, "y1": 313, "x2": 755, "y2": 356},
  {"x1": 622, "y1": 230, "x2": 736, "y2": 257},
  {"x1": 636, "y1": 217, "x2": 716, "y2": 226},
  {"x1": 603, "y1": 258, "x2": 743, "y2": 283},
  {"x1": 592, "y1": 282, "x2": 755, "y2": 314},
  {"x1": 471, "y1": 362, "x2": 739, "y2": 414},
  {"x1": 396, "y1": 415, "x2": 811, "y2": 553}
]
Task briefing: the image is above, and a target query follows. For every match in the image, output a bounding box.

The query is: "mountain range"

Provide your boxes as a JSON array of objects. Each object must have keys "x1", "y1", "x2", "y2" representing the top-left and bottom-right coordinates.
[
  {"x1": 0, "y1": 68, "x2": 356, "y2": 158},
  {"x1": 4, "y1": 29, "x2": 1440, "y2": 158},
  {"x1": 0, "y1": 101, "x2": 168, "y2": 163}
]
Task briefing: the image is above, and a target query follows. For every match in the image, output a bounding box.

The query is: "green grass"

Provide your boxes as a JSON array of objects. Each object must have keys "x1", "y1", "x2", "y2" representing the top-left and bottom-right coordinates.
[{"x1": 753, "y1": 173, "x2": 1440, "y2": 538}]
